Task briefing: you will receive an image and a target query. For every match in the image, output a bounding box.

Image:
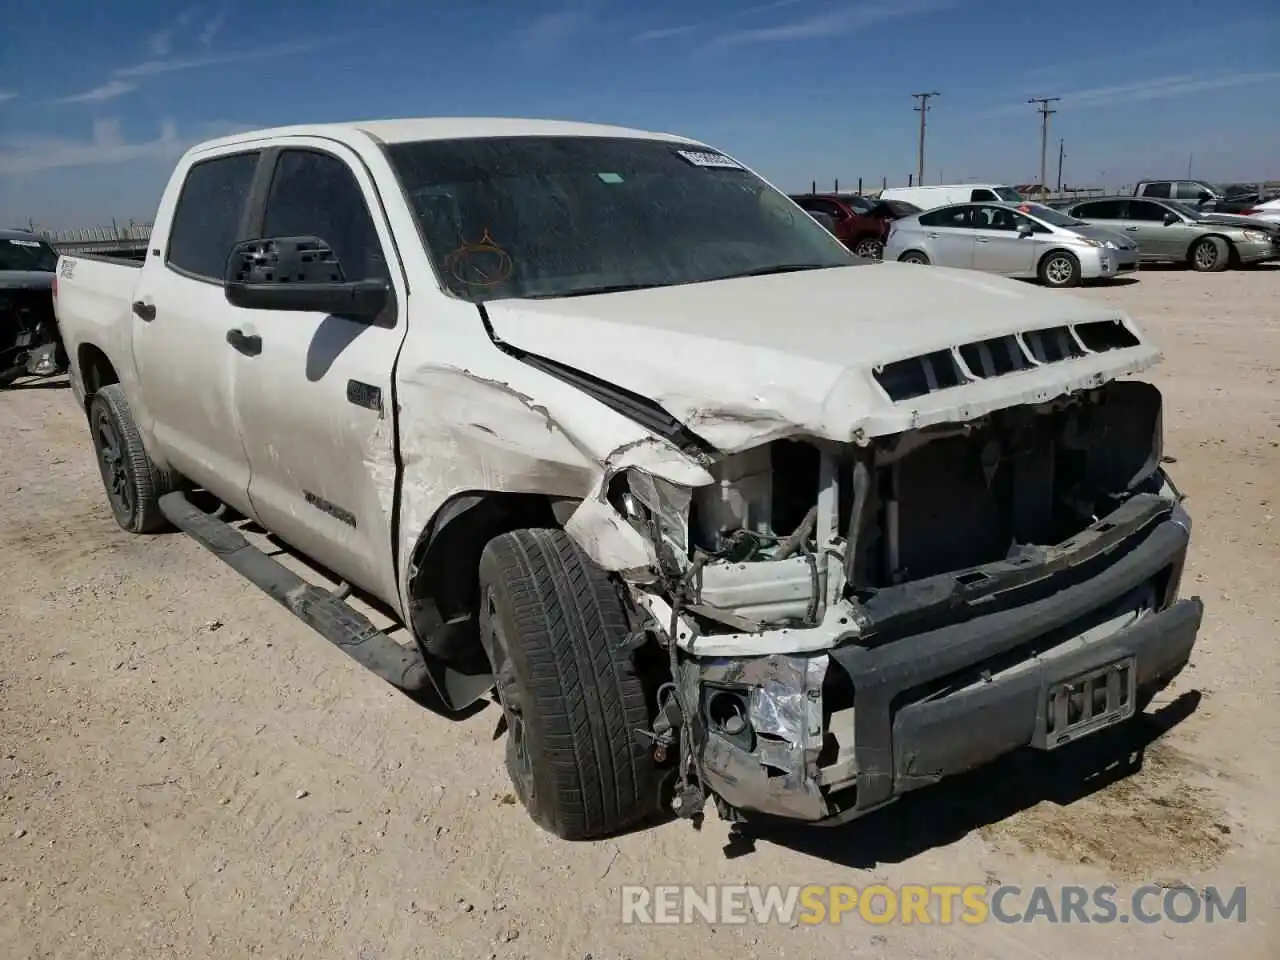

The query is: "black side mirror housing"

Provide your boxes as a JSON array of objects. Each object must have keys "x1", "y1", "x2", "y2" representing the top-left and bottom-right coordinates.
[
  {"x1": 1017, "y1": 224, "x2": 1034, "y2": 238},
  {"x1": 224, "y1": 236, "x2": 389, "y2": 321},
  {"x1": 1162, "y1": 212, "x2": 1180, "y2": 226}
]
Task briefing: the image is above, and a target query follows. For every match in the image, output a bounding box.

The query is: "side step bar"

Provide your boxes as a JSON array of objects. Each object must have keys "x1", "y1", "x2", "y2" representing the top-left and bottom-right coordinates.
[{"x1": 159, "y1": 491, "x2": 431, "y2": 694}]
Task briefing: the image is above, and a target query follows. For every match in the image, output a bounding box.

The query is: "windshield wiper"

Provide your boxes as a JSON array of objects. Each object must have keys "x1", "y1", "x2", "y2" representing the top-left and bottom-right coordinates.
[
  {"x1": 709, "y1": 263, "x2": 837, "y2": 281},
  {"x1": 526, "y1": 282, "x2": 666, "y2": 299}
]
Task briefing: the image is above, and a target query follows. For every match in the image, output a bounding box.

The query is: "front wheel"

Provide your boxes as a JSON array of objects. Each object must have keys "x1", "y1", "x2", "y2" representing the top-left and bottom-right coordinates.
[
  {"x1": 1039, "y1": 250, "x2": 1081, "y2": 288},
  {"x1": 477, "y1": 528, "x2": 659, "y2": 840},
  {"x1": 1189, "y1": 236, "x2": 1229, "y2": 272},
  {"x1": 88, "y1": 385, "x2": 173, "y2": 533},
  {"x1": 853, "y1": 236, "x2": 885, "y2": 260},
  {"x1": 899, "y1": 251, "x2": 930, "y2": 265}
]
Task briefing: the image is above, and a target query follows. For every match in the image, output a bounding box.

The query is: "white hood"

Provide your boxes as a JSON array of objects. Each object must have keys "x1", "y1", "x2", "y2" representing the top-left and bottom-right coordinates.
[{"x1": 484, "y1": 262, "x2": 1161, "y2": 452}]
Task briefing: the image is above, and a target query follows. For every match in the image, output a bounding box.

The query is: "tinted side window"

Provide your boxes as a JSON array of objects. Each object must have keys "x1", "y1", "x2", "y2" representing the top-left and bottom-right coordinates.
[
  {"x1": 166, "y1": 152, "x2": 260, "y2": 279},
  {"x1": 1175, "y1": 182, "x2": 1209, "y2": 200},
  {"x1": 971, "y1": 188, "x2": 997, "y2": 201},
  {"x1": 260, "y1": 150, "x2": 388, "y2": 281},
  {"x1": 1129, "y1": 200, "x2": 1168, "y2": 222},
  {"x1": 1142, "y1": 182, "x2": 1171, "y2": 198},
  {"x1": 919, "y1": 206, "x2": 973, "y2": 228},
  {"x1": 974, "y1": 205, "x2": 1018, "y2": 230},
  {"x1": 1074, "y1": 200, "x2": 1124, "y2": 219}
]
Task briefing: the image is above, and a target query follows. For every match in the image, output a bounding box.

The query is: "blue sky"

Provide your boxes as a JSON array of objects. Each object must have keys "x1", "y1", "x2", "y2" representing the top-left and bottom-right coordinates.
[{"x1": 2, "y1": 0, "x2": 1278, "y2": 229}]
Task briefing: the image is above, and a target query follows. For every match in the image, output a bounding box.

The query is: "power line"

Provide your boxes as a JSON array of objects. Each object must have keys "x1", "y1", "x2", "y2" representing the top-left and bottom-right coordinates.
[
  {"x1": 1028, "y1": 97, "x2": 1060, "y2": 193},
  {"x1": 911, "y1": 91, "x2": 940, "y2": 185}
]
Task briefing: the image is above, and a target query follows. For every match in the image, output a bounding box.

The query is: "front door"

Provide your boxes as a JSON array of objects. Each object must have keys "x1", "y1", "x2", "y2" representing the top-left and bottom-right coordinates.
[
  {"x1": 230, "y1": 141, "x2": 409, "y2": 607},
  {"x1": 1123, "y1": 200, "x2": 1185, "y2": 259},
  {"x1": 970, "y1": 205, "x2": 1037, "y2": 275},
  {"x1": 130, "y1": 148, "x2": 263, "y2": 513}
]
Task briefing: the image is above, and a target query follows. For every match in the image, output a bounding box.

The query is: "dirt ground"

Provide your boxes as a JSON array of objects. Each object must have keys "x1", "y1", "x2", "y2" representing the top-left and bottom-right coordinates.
[{"x1": 2, "y1": 266, "x2": 1277, "y2": 960}]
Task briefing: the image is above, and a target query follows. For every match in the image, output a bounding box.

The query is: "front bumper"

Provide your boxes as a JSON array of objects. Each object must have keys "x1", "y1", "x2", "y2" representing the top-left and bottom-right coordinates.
[
  {"x1": 1080, "y1": 248, "x2": 1138, "y2": 278},
  {"x1": 1236, "y1": 239, "x2": 1280, "y2": 264},
  {"x1": 685, "y1": 497, "x2": 1199, "y2": 824}
]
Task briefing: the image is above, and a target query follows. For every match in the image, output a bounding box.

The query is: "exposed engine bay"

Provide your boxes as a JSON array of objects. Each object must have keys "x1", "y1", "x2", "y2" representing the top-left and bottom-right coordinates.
[
  {"x1": 1, "y1": 287, "x2": 67, "y2": 387},
  {"x1": 603, "y1": 378, "x2": 1193, "y2": 824}
]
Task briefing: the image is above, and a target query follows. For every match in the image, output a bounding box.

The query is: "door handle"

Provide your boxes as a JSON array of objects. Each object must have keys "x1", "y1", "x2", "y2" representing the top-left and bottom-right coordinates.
[
  {"x1": 975, "y1": 237, "x2": 991, "y2": 243},
  {"x1": 226, "y1": 328, "x2": 262, "y2": 357},
  {"x1": 1124, "y1": 226, "x2": 1139, "y2": 231},
  {"x1": 926, "y1": 232, "x2": 941, "y2": 239},
  {"x1": 132, "y1": 300, "x2": 156, "y2": 322}
]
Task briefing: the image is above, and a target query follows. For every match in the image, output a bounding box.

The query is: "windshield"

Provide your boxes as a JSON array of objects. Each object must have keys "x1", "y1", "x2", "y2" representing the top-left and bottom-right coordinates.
[
  {"x1": 386, "y1": 136, "x2": 857, "y2": 301},
  {"x1": 0, "y1": 236, "x2": 58, "y2": 272},
  {"x1": 1015, "y1": 202, "x2": 1086, "y2": 227},
  {"x1": 993, "y1": 186, "x2": 1023, "y2": 202}
]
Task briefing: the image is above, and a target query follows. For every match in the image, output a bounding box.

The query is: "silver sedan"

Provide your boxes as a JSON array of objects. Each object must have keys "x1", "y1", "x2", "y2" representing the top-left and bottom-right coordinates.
[{"x1": 883, "y1": 201, "x2": 1138, "y2": 287}]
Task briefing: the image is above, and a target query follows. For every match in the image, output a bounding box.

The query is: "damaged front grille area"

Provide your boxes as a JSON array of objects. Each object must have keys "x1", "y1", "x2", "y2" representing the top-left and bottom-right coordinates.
[{"x1": 873, "y1": 319, "x2": 1142, "y2": 402}]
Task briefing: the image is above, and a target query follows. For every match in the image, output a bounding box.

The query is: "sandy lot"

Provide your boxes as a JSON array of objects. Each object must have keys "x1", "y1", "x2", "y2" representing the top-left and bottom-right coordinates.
[{"x1": 2, "y1": 266, "x2": 1277, "y2": 959}]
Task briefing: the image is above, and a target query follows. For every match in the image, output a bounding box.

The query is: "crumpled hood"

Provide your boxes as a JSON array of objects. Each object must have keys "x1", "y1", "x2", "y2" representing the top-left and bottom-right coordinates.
[
  {"x1": 1198, "y1": 212, "x2": 1278, "y2": 233},
  {"x1": 483, "y1": 262, "x2": 1161, "y2": 452}
]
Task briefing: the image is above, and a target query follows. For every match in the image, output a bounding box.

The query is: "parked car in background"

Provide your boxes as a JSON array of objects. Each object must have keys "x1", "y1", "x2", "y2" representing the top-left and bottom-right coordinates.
[
  {"x1": 1, "y1": 227, "x2": 67, "y2": 386},
  {"x1": 879, "y1": 183, "x2": 1023, "y2": 210},
  {"x1": 789, "y1": 193, "x2": 920, "y2": 259},
  {"x1": 1242, "y1": 197, "x2": 1280, "y2": 224},
  {"x1": 1061, "y1": 196, "x2": 1280, "y2": 271},
  {"x1": 883, "y1": 200, "x2": 1138, "y2": 287},
  {"x1": 1132, "y1": 180, "x2": 1257, "y2": 215}
]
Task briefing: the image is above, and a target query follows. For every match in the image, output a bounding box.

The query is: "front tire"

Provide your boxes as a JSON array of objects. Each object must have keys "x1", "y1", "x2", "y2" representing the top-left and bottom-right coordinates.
[
  {"x1": 1189, "y1": 236, "x2": 1229, "y2": 272},
  {"x1": 1039, "y1": 250, "x2": 1081, "y2": 288},
  {"x1": 478, "y1": 528, "x2": 658, "y2": 840},
  {"x1": 88, "y1": 385, "x2": 173, "y2": 533},
  {"x1": 899, "y1": 250, "x2": 930, "y2": 265}
]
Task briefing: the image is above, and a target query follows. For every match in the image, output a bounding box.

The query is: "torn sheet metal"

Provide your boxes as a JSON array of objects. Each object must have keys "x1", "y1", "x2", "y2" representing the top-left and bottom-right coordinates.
[{"x1": 685, "y1": 653, "x2": 831, "y2": 821}]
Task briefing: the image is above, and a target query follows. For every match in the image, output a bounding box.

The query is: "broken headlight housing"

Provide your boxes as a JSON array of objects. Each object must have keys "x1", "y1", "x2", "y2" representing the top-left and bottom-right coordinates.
[{"x1": 610, "y1": 468, "x2": 693, "y2": 576}]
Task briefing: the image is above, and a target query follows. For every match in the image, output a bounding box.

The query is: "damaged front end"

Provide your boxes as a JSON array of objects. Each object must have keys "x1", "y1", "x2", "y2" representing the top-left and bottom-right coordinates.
[
  {"x1": 577, "y1": 377, "x2": 1202, "y2": 826},
  {"x1": 1, "y1": 286, "x2": 66, "y2": 387}
]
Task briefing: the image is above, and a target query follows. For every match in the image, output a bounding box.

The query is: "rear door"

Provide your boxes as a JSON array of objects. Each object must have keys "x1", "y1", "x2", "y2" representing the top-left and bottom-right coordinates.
[
  {"x1": 230, "y1": 140, "x2": 409, "y2": 604},
  {"x1": 917, "y1": 205, "x2": 978, "y2": 268},
  {"x1": 969, "y1": 204, "x2": 1037, "y2": 275},
  {"x1": 130, "y1": 148, "x2": 263, "y2": 512}
]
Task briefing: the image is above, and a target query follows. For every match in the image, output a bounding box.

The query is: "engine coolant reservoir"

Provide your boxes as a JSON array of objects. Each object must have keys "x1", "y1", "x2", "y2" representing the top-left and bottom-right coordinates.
[{"x1": 693, "y1": 444, "x2": 774, "y2": 548}]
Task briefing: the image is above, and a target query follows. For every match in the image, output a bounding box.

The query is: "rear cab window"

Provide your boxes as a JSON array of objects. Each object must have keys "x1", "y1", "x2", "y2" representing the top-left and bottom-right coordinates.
[
  {"x1": 1141, "y1": 182, "x2": 1172, "y2": 198},
  {"x1": 165, "y1": 152, "x2": 260, "y2": 281}
]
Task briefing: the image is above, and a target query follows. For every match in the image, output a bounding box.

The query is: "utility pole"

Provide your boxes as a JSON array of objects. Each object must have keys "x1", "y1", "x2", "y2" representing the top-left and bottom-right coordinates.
[
  {"x1": 1028, "y1": 96, "x2": 1060, "y2": 193},
  {"x1": 1057, "y1": 137, "x2": 1065, "y2": 191},
  {"x1": 911, "y1": 91, "x2": 940, "y2": 186}
]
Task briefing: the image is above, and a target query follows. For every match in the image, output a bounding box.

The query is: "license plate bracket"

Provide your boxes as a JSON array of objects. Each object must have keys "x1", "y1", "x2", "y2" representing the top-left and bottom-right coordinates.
[{"x1": 1034, "y1": 656, "x2": 1137, "y2": 750}]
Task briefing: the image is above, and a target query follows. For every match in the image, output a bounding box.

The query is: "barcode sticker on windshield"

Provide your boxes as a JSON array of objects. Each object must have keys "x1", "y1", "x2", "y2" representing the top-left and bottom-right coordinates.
[{"x1": 675, "y1": 149, "x2": 743, "y2": 170}]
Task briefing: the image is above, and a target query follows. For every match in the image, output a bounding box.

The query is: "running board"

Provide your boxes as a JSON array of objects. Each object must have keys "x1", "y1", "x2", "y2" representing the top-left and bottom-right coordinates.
[{"x1": 159, "y1": 491, "x2": 432, "y2": 695}]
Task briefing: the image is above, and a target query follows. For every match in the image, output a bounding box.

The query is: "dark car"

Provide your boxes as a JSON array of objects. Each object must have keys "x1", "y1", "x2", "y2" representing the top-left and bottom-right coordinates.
[
  {"x1": 789, "y1": 193, "x2": 920, "y2": 260},
  {"x1": 1, "y1": 228, "x2": 67, "y2": 386}
]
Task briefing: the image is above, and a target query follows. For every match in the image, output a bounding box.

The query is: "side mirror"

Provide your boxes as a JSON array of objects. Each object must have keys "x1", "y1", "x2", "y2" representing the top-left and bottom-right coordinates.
[
  {"x1": 1162, "y1": 212, "x2": 1180, "y2": 226},
  {"x1": 223, "y1": 236, "x2": 389, "y2": 321},
  {"x1": 1017, "y1": 224, "x2": 1034, "y2": 238},
  {"x1": 808, "y1": 211, "x2": 838, "y2": 234}
]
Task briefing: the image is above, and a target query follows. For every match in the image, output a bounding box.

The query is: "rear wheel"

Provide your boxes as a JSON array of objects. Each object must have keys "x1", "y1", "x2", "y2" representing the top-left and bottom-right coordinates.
[
  {"x1": 1039, "y1": 250, "x2": 1081, "y2": 288},
  {"x1": 899, "y1": 250, "x2": 930, "y2": 265},
  {"x1": 88, "y1": 385, "x2": 174, "y2": 533},
  {"x1": 1189, "y1": 236, "x2": 1229, "y2": 272},
  {"x1": 477, "y1": 528, "x2": 659, "y2": 840},
  {"x1": 853, "y1": 236, "x2": 885, "y2": 260}
]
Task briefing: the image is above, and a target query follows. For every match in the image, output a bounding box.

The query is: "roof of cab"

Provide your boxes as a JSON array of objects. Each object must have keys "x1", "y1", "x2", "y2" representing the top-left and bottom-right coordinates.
[{"x1": 190, "y1": 117, "x2": 704, "y2": 155}]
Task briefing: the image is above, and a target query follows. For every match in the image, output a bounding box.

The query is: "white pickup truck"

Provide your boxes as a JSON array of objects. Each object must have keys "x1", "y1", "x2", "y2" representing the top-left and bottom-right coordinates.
[{"x1": 54, "y1": 118, "x2": 1203, "y2": 840}]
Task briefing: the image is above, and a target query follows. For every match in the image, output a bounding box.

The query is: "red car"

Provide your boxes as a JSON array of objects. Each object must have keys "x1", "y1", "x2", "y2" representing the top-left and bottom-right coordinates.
[{"x1": 789, "y1": 193, "x2": 921, "y2": 260}]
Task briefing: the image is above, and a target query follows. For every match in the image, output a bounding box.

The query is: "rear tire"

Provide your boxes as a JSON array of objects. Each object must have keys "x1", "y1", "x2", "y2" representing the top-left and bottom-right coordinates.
[
  {"x1": 853, "y1": 236, "x2": 885, "y2": 260},
  {"x1": 899, "y1": 250, "x2": 930, "y2": 265},
  {"x1": 1189, "y1": 236, "x2": 1229, "y2": 272},
  {"x1": 1039, "y1": 250, "x2": 1081, "y2": 288},
  {"x1": 88, "y1": 385, "x2": 174, "y2": 534},
  {"x1": 477, "y1": 528, "x2": 658, "y2": 840}
]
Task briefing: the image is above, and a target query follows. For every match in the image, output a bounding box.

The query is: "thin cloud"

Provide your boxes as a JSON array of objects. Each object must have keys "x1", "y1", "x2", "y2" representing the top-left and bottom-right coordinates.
[
  {"x1": 114, "y1": 35, "x2": 348, "y2": 78},
  {"x1": 0, "y1": 91, "x2": 17, "y2": 103},
  {"x1": 50, "y1": 79, "x2": 139, "y2": 105},
  {"x1": 633, "y1": 24, "x2": 698, "y2": 42},
  {"x1": 147, "y1": 28, "x2": 174, "y2": 57},
  {"x1": 198, "y1": 8, "x2": 227, "y2": 47},
  {"x1": 977, "y1": 71, "x2": 1280, "y2": 117},
  {"x1": 713, "y1": 0, "x2": 955, "y2": 46},
  {"x1": 511, "y1": 10, "x2": 591, "y2": 55},
  {"x1": 0, "y1": 118, "x2": 252, "y2": 176}
]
